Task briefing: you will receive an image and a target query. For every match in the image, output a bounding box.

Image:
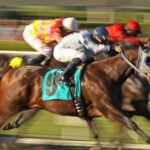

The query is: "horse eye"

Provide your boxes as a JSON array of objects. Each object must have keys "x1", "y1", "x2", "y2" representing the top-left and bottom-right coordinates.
[
  {"x1": 143, "y1": 46, "x2": 150, "y2": 53},
  {"x1": 145, "y1": 56, "x2": 150, "y2": 66}
]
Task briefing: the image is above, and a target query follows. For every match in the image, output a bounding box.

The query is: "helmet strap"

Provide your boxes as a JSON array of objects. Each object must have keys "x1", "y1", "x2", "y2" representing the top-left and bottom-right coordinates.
[{"x1": 93, "y1": 34, "x2": 102, "y2": 43}]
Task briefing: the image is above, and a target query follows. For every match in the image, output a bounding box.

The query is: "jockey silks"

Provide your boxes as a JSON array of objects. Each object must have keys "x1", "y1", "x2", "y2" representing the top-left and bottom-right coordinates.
[{"x1": 31, "y1": 18, "x2": 64, "y2": 43}]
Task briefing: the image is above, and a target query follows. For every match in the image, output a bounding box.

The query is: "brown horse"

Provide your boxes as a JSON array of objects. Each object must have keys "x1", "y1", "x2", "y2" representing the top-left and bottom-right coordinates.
[
  {"x1": 0, "y1": 54, "x2": 69, "y2": 130},
  {"x1": 0, "y1": 53, "x2": 111, "y2": 130},
  {"x1": 0, "y1": 52, "x2": 115, "y2": 131},
  {"x1": 0, "y1": 47, "x2": 150, "y2": 144}
]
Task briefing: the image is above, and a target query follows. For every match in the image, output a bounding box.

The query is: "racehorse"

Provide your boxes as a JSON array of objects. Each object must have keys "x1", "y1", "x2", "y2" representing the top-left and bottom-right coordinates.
[{"x1": 0, "y1": 45, "x2": 150, "y2": 144}]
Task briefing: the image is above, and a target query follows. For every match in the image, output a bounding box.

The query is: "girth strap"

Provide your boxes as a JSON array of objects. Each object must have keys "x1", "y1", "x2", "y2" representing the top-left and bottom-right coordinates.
[{"x1": 69, "y1": 85, "x2": 85, "y2": 118}]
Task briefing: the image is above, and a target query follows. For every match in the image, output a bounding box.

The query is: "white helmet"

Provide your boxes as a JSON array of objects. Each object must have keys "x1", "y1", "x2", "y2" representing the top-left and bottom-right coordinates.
[{"x1": 62, "y1": 17, "x2": 79, "y2": 31}]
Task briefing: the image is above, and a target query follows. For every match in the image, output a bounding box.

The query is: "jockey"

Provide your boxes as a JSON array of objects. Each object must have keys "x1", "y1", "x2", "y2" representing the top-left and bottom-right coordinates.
[
  {"x1": 106, "y1": 21, "x2": 142, "y2": 42},
  {"x1": 106, "y1": 21, "x2": 144, "y2": 49},
  {"x1": 106, "y1": 24, "x2": 126, "y2": 42},
  {"x1": 53, "y1": 26, "x2": 114, "y2": 85},
  {"x1": 23, "y1": 17, "x2": 79, "y2": 65}
]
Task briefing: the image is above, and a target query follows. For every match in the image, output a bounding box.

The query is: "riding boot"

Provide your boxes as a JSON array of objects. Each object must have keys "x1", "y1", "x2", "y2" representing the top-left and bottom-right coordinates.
[
  {"x1": 24, "y1": 54, "x2": 46, "y2": 65},
  {"x1": 59, "y1": 58, "x2": 82, "y2": 85}
]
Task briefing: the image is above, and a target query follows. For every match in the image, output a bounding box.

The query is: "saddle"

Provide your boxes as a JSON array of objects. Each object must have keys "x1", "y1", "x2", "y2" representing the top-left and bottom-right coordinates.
[
  {"x1": 42, "y1": 67, "x2": 85, "y2": 117},
  {"x1": 42, "y1": 59, "x2": 94, "y2": 118}
]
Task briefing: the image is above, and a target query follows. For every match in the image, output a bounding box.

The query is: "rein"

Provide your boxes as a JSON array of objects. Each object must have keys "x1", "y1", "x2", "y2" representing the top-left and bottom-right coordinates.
[{"x1": 121, "y1": 49, "x2": 150, "y2": 80}]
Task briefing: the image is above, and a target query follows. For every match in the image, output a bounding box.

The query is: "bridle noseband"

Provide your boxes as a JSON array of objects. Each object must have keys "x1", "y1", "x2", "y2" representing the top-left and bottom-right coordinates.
[{"x1": 121, "y1": 47, "x2": 150, "y2": 81}]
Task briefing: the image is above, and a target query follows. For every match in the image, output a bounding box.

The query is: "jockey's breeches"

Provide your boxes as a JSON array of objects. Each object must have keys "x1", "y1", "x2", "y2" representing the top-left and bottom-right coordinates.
[{"x1": 53, "y1": 44, "x2": 93, "y2": 63}]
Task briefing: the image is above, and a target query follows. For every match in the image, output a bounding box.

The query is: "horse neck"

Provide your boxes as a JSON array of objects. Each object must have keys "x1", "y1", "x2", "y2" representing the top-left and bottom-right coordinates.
[{"x1": 95, "y1": 48, "x2": 138, "y2": 82}]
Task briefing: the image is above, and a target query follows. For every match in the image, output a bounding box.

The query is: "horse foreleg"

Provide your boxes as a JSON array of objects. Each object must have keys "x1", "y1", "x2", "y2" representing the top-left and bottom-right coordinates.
[
  {"x1": 123, "y1": 116, "x2": 150, "y2": 143},
  {"x1": 2, "y1": 108, "x2": 40, "y2": 130},
  {"x1": 85, "y1": 118, "x2": 102, "y2": 149},
  {"x1": 98, "y1": 102, "x2": 150, "y2": 143},
  {"x1": 86, "y1": 118, "x2": 99, "y2": 140}
]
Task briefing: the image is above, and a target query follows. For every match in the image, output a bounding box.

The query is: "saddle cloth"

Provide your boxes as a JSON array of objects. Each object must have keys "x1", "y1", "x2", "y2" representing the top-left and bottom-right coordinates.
[{"x1": 42, "y1": 68, "x2": 82, "y2": 101}]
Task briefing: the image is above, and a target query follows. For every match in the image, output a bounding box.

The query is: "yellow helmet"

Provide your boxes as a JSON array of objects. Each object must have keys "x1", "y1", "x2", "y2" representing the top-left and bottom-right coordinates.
[{"x1": 9, "y1": 57, "x2": 23, "y2": 68}]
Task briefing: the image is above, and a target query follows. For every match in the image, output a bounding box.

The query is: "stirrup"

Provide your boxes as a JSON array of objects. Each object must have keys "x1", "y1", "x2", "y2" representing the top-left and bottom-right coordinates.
[{"x1": 58, "y1": 76, "x2": 70, "y2": 85}]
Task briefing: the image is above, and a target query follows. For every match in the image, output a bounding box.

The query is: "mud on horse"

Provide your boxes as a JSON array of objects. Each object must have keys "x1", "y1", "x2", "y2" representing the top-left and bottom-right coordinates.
[{"x1": 0, "y1": 46, "x2": 150, "y2": 144}]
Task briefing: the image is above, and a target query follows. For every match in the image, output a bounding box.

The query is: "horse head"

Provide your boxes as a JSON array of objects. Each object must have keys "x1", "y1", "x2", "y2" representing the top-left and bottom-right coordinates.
[{"x1": 136, "y1": 45, "x2": 150, "y2": 80}]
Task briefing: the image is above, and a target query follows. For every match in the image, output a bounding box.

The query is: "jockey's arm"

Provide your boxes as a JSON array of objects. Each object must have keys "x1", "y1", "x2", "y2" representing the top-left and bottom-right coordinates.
[{"x1": 79, "y1": 30, "x2": 111, "y2": 54}]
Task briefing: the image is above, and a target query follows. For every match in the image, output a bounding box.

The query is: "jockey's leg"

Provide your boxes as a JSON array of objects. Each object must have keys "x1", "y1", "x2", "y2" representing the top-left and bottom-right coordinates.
[
  {"x1": 53, "y1": 45, "x2": 90, "y2": 85},
  {"x1": 24, "y1": 54, "x2": 46, "y2": 65},
  {"x1": 59, "y1": 58, "x2": 82, "y2": 85},
  {"x1": 23, "y1": 23, "x2": 53, "y2": 65}
]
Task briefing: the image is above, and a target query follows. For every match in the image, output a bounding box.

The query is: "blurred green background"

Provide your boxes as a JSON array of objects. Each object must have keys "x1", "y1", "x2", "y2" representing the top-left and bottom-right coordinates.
[{"x1": 0, "y1": 0, "x2": 150, "y2": 144}]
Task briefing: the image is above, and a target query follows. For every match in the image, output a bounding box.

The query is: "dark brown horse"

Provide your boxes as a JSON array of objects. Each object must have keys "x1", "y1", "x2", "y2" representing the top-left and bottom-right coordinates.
[{"x1": 0, "y1": 47, "x2": 150, "y2": 144}]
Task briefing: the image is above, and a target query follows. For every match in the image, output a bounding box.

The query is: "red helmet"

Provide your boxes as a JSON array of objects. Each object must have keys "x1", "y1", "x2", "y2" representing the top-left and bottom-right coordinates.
[{"x1": 125, "y1": 21, "x2": 142, "y2": 34}]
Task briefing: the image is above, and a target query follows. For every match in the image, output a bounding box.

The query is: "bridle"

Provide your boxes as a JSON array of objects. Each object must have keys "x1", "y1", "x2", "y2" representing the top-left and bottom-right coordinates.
[{"x1": 121, "y1": 46, "x2": 150, "y2": 81}]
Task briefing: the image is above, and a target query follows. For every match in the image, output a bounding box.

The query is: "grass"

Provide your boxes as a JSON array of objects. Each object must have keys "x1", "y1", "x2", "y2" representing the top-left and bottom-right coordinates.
[
  {"x1": 0, "y1": 40, "x2": 35, "y2": 51},
  {"x1": 0, "y1": 110, "x2": 150, "y2": 143}
]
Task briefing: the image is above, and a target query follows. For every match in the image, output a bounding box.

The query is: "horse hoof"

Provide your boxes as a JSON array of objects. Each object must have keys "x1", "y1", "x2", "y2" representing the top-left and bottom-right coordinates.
[
  {"x1": 90, "y1": 147, "x2": 102, "y2": 150},
  {"x1": 2, "y1": 122, "x2": 13, "y2": 130},
  {"x1": 147, "y1": 138, "x2": 150, "y2": 144}
]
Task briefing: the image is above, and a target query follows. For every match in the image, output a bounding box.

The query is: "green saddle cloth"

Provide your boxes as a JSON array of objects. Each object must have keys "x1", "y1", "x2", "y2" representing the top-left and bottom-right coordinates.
[{"x1": 42, "y1": 68, "x2": 82, "y2": 101}]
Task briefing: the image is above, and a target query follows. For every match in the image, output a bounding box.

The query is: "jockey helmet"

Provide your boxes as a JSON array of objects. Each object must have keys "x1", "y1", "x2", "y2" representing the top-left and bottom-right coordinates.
[
  {"x1": 62, "y1": 17, "x2": 79, "y2": 31},
  {"x1": 9, "y1": 57, "x2": 23, "y2": 68},
  {"x1": 93, "y1": 26, "x2": 110, "y2": 44},
  {"x1": 125, "y1": 21, "x2": 142, "y2": 35}
]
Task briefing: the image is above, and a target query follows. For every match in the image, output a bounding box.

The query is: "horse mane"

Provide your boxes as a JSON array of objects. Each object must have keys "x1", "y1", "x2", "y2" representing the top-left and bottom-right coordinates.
[
  {"x1": 0, "y1": 54, "x2": 12, "y2": 64},
  {"x1": 0, "y1": 54, "x2": 14, "y2": 79},
  {"x1": 88, "y1": 48, "x2": 138, "y2": 82}
]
